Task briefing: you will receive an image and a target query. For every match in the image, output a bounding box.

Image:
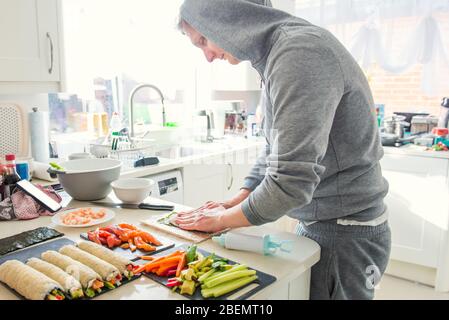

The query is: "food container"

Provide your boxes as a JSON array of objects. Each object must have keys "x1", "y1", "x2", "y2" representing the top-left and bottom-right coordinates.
[
  {"x1": 51, "y1": 158, "x2": 121, "y2": 201},
  {"x1": 111, "y1": 178, "x2": 155, "y2": 203}
]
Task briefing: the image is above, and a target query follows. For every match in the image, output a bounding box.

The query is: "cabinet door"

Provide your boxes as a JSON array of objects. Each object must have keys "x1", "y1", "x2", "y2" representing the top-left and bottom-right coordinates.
[
  {"x1": 0, "y1": 0, "x2": 60, "y2": 82},
  {"x1": 381, "y1": 155, "x2": 449, "y2": 268},
  {"x1": 183, "y1": 162, "x2": 227, "y2": 208}
]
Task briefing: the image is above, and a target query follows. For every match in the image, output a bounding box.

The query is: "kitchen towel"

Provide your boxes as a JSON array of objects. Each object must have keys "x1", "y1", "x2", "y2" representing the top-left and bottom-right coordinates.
[
  {"x1": 29, "y1": 107, "x2": 50, "y2": 163},
  {"x1": 0, "y1": 186, "x2": 62, "y2": 221}
]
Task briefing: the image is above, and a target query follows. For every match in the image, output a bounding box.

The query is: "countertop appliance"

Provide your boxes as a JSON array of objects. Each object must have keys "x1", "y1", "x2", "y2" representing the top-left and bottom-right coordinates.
[{"x1": 142, "y1": 169, "x2": 183, "y2": 204}]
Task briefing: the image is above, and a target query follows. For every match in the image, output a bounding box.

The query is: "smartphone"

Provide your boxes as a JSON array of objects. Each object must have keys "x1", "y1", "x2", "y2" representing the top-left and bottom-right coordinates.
[{"x1": 16, "y1": 180, "x2": 62, "y2": 213}]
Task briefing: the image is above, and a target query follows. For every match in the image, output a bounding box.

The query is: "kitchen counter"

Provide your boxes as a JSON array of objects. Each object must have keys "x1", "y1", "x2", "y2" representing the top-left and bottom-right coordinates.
[
  {"x1": 0, "y1": 194, "x2": 320, "y2": 300},
  {"x1": 383, "y1": 144, "x2": 449, "y2": 159}
]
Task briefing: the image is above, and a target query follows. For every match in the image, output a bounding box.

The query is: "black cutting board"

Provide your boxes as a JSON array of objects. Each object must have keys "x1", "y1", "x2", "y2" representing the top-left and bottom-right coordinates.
[
  {"x1": 0, "y1": 237, "x2": 141, "y2": 300},
  {"x1": 140, "y1": 244, "x2": 277, "y2": 300},
  {"x1": 80, "y1": 232, "x2": 175, "y2": 261},
  {"x1": 0, "y1": 227, "x2": 64, "y2": 256}
]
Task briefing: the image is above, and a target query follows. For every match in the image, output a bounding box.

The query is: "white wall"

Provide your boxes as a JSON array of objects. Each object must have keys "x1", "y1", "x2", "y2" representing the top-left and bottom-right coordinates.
[{"x1": 0, "y1": 94, "x2": 49, "y2": 113}]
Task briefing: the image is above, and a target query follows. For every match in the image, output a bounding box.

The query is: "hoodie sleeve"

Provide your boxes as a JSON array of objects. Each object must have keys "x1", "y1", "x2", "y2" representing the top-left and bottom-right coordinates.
[
  {"x1": 242, "y1": 143, "x2": 270, "y2": 191},
  {"x1": 241, "y1": 36, "x2": 345, "y2": 225}
]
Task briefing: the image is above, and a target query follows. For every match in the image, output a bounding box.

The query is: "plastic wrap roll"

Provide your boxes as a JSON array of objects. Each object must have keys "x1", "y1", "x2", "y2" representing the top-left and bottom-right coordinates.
[
  {"x1": 32, "y1": 162, "x2": 58, "y2": 182},
  {"x1": 29, "y1": 108, "x2": 50, "y2": 163}
]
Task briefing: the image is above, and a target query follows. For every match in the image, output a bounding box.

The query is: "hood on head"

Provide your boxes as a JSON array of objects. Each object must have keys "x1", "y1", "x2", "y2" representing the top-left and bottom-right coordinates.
[{"x1": 180, "y1": 0, "x2": 299, "y2": 70}]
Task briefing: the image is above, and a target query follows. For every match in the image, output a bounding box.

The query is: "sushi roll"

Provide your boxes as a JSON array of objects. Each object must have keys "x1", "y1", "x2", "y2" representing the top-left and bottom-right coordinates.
[
  {"x1": 0, "y1": 260, "x2": 65, "y2": 300},
  {"x1": 41, "y1": 250, "x2": 104, "y2": 298},
  {"x1": 59, "y1": 245, "x2": 120, "y2": 289},
  {"x1": 26, "y1": 258, "x2": 84, "y2": 299},
  {"x1": 78, "y1": 241, "x2": 138, "y2": 280}
]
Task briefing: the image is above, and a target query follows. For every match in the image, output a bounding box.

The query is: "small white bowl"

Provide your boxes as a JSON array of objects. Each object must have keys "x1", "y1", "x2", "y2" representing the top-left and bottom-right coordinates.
[{"x1": 111, "y1": 178, "x2": 155, "y2": 204}]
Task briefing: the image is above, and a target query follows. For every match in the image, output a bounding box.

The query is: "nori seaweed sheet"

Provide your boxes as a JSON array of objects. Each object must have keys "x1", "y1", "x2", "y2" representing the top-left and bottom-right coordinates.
[{"x1": 0, "y1": 227, "x2": 64, "y2": 256}]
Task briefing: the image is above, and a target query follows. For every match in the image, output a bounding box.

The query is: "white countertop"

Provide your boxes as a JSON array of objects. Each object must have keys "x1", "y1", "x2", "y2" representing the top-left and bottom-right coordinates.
[
  {"x1": 0, "y1": 195, "x2": 320, "y2": 300},
  {"x1": 383, "y1": 144, "x2": 449, "y2": 159}
]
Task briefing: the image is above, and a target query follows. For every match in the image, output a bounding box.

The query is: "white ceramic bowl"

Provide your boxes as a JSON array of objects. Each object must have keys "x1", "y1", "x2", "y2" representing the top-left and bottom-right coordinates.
[
  {"x1": 57, "y1": 158, "x2": 122, "y2": 201},
  {"x1": 111, "y1": 178, "x2": 155, "y2": 203}
]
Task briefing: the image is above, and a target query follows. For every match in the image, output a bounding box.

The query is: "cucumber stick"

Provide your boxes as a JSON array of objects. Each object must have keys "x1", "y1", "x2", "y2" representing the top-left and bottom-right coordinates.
[
  {"x1": 204, "y1": 264, "x2": 247, "y2": 283},
  {"x1": 201, "y1": 275, "x2": 258, "y2": 298},
  {"x1": 203, "y1": 270, "x2": 256, "y2": 289}
]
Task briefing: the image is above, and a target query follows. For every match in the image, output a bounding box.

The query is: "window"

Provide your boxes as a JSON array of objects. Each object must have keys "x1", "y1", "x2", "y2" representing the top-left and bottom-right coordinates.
[
  {"x1": 295, "y1": 0, "x2": 449, "y2": 116},
  {"x1": 58, "y1": 0, "x2": 210, "y2": 138}
]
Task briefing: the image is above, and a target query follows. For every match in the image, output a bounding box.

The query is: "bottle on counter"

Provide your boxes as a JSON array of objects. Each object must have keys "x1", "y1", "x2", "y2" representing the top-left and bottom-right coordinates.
[
  {"x1": 1, "y1": 154, "x2": 22, "y2": 199},
  {"x1": 212, "y1": 231, "x2": 293, "y2": 256}
]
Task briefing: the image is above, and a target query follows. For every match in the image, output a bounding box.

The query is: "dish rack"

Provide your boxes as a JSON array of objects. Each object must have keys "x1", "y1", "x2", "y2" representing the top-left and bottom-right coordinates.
[{"x1": 89, "y1": 142, "x2": 157, "y2": 168}]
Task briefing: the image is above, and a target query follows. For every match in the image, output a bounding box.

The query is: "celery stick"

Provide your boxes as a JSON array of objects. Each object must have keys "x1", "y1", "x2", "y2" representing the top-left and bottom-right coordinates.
[
  {"x1": 201, "y1": 288, "x2": 214, "y2": 298},
  {"x1": 198, "y1": 269, "x2": 216, "y2": 283},
  {"x1": 204, "y1": 264, "x2": 247, "y2": 283},
  {"x1": 202, "y1": 275, "x2": 258, "y2": 298},
  {"x1": 203, "y1": 270, "x2": 256, "y2": 289}
]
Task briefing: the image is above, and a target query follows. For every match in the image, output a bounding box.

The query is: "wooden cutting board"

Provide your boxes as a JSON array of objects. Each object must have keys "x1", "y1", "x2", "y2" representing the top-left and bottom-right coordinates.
[{"x1": 140, "y1": 214, "x2": 213, "y2": 243}]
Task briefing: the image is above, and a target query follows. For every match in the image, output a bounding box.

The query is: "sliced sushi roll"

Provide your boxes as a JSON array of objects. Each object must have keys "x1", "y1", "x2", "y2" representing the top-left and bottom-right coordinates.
[
  {"x1": 59, "y1": 245, "x2": 120, "y2": 289},
  {"x1": 41, "y1": 250, "x2": 104, "y2": 298},
  {"x1": 0, "y1": 260, "x2": 65, "y2": 300},
  {"x1": 78, "y1": 241, "x2": 138, "y2": 280},
  {"x1": 26, "y1": 258, "x2": 84, "y2": 299}
]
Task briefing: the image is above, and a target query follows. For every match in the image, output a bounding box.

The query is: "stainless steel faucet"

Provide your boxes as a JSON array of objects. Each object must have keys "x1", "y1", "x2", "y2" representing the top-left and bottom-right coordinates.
[{"x1": 128, "y1": 83, "x2": 166, "y2": 137}]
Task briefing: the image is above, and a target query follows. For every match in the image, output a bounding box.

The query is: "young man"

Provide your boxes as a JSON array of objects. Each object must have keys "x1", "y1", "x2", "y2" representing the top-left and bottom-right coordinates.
[{"x1": 174, "y1": 0, "x2": 391, "y2": 300}]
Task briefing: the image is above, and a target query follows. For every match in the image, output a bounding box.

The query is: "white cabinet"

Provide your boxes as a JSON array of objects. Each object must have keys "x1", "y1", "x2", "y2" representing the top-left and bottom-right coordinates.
[
  {"x1": 380, "y1": 153, "x2": 449, "y2": 291},
  {"x1": 0, "y1": 0, "x2": 62, "y2": 93},
  {"x1": 182, "y1": 157, "x2": 227, "y2": 208}
]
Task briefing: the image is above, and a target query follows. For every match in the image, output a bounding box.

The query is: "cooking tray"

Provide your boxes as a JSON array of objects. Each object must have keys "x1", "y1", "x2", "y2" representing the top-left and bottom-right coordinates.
[
  {"x1": 0, "y1": 227, "x2": 64, "y2": 256},
  {"x1": 0, "y1": 237, "x2": 141, "y2": 300},
  {"x1": 140, "y1": 244, "x2": 277, "y2": 300},
  {"x1": 80, "y1": 232, "x2": 175, "y2": 261}
]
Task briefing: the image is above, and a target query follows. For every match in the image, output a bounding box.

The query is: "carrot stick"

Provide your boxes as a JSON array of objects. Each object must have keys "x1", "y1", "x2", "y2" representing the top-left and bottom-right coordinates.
[
  {"x1": 144, "y1": 256, "x2": 181, "y2": 272},
  {"x1": 156, "y1": 262, "x2": 179, "y2": 276},
  {"x1": 140, "y1": 256, "x2": 155, "y2": 261},
  {"x1": 176, "y1": 253, "x2": 186, "y2": 277}
]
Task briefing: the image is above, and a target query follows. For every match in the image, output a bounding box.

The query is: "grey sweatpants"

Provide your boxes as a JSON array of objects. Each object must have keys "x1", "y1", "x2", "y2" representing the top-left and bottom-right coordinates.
[{"x1": 296, "y1": 220, "x2": 391, "y2": 300}]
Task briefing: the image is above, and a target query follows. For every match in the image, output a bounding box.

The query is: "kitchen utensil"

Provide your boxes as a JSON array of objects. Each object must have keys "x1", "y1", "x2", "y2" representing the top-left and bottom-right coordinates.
[
  {"x1": 141, "y1": 244, "x2": 277, "y2": 300},
  {"x1": 51, "y1": 207, "x2": 115, "y2": 228},
  {"x1": 393, "y1": 112, "x2": 429, "y2": 127},
  {"x1": 90, "y1": 201, "x2": 174, "y2": 211},
  {"x1": 49, "y1": 158, "x2": 121, "y2": 201},
  {"x1": 0, "y1": 103, "x2": 29, "y2": 159},
  {"x1": 381, "y1": 132, "x2": 420, "y2": 147},
  {"x1": 111, "y1": 178, "x2": 155, "y2": 203}
]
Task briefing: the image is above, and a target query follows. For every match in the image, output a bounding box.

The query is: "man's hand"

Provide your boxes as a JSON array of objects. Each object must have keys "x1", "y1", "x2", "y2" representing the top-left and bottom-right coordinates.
[
  {"x1": 174, "y1": 203, "x2": 252, "y2": 233},
  {"x1": 174, "y1": 206, "x2": 226, "y2": 233}
]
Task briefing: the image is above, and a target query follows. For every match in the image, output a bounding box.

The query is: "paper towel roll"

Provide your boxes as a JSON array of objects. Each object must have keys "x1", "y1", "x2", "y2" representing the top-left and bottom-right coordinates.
[
  {"x1": 29, "y1": 107, "x2": 50, "y2": 163},
  {"x1": 32, "y1": 161, "x2": 58, "y2": 182}
]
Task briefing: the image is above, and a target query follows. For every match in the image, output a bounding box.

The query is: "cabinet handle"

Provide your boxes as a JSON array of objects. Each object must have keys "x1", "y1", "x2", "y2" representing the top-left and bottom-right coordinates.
[
  {"x1": 46, "y1": 32, "x2": 54, "y2": 74},
  {"x1": 227, "y1": 163, "x2": 234, "y2": 190}
]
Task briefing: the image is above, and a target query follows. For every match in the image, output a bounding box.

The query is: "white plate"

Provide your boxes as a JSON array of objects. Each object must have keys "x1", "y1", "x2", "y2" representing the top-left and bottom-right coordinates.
[{"x1": 51, "y1": 207, "x2": 115, "y2": 228}]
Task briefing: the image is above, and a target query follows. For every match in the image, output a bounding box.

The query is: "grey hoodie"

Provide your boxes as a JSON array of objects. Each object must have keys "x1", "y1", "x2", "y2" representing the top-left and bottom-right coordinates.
[{"x1": 180, "y1": 0, "x2": 389, "y2": 225}]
